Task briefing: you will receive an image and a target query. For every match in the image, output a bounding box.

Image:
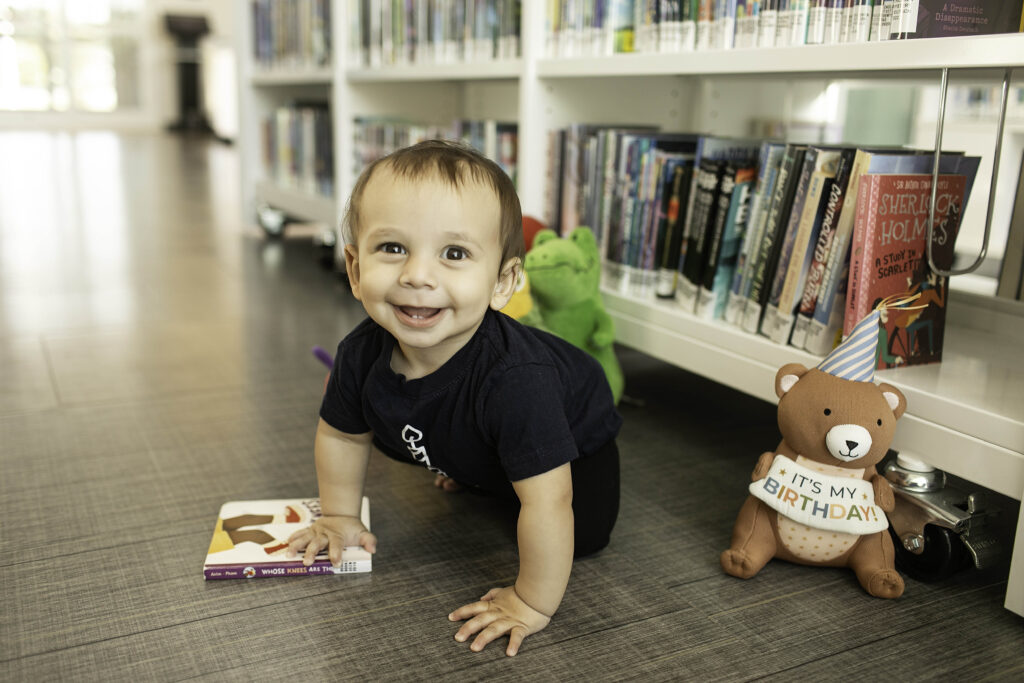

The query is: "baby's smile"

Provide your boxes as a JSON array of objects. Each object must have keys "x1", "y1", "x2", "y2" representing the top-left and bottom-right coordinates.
[{"x1": 394, "y1": 304, "x2": 444, "y2": 326}]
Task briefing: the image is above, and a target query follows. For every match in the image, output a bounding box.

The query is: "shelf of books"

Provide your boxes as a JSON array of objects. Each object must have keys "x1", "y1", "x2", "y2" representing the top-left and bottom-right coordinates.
[
  {"x1": 251, "y1": 67, "x2": 334, "y2": 85},
  {"x1": 538, "y1": 33, "x2": 1024, "y2": 78},
  {"x1": 603, "y1": 287, "x2": 1024, "y2": 500},
  {"x1": 346, "y1": 59, "x2": 523, "y2": 82}
]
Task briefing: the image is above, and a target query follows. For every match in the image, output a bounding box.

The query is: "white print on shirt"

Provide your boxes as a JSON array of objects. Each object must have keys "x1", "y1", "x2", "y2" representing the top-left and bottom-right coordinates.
[{"x1": 401, "y1": 425, "x2": 449, "y2": 478}]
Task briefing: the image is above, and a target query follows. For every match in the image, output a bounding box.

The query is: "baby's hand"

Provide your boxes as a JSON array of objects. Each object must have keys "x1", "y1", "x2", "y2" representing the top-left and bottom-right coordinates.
[
  {"x1": 448, "y1": 585, "x2": 551, "y2": 657},
  {"x1": 285, "y1": 515, "x2": 376, "y2": 567}
]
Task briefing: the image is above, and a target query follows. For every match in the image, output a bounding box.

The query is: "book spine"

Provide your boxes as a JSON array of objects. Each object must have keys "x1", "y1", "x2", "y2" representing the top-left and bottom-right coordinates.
[
  {"x1": 726, "y1": 145, "x2": 781, "y2": 324},
  {"x1": 701, "y1": 165, "x2": 756, "y2": 319},
  {"x1": 844, "y1": 172, "x2": 879, "y2": 337},
  {"x1": 804, "y1": 148, "x2": 869, "y2": 353},
  {"x1": 696, "y1": 166, "x2": 737, "y2": 315},
  {"x1": 773, "y1": 150, "x2": 841, "y2": 344},
  {"x1": 656, "y1": 161, "x2": 694, "y2": 297},
  {"x1": 791, "y1": 149, "x2": 852, "y2": 348},
  {"x1": 678, "y1": 159, "x2": 723, "y2": 311},
  {"x1": 767, "y1": 168, "x2": 828, "y2": 344},
  {"x1": 741, "y1": 146, "x2": 802, "y2": 333},
  {"x1": 763, "y1": 147, "x2": 817, "y2": 326},
  {"x1": 204, "y1": 558, "x2": 372, "y2": 580}
]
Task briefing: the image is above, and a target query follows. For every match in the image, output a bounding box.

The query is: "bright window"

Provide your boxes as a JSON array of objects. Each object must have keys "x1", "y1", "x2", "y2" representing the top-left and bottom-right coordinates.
[{"x1": 0, "y1": 0, "x2": 142, "y2": 112}]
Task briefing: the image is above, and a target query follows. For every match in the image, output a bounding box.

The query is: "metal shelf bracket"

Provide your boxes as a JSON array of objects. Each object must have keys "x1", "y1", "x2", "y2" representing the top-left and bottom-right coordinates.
[{"x1": 928, "y1": 67, "x2": 1013, "y2": 277}]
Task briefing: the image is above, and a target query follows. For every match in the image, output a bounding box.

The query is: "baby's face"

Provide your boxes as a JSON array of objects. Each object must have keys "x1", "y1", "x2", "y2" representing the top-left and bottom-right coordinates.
[{"x1": 345, "y1": 168, "x2": 513, "y2": 375}]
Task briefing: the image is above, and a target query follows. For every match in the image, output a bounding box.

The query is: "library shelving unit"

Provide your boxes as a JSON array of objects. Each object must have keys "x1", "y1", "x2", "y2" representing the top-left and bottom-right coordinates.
[
  {"x1": 236, "y1": 3, "x2": 338, "y2": 232},
  {"x1": 235, "y1": 2, "x2": 1024, "y2": 616}
]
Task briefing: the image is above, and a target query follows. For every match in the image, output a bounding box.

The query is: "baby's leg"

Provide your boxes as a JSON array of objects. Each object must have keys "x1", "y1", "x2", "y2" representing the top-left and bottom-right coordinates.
[{"x1": 570, "y1": 440, "x2": 620, "y2": 558}]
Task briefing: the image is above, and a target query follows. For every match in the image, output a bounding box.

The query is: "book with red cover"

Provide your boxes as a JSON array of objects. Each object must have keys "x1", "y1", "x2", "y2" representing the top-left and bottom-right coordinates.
[{"x1": 845, "y1": 173, "x2": 966, "y2": 369}]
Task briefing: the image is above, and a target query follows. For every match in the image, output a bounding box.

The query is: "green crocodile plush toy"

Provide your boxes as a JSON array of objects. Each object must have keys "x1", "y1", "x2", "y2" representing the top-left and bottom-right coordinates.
[{"x1": 524, "y1": 227, "x2": 624, "y2": 403}]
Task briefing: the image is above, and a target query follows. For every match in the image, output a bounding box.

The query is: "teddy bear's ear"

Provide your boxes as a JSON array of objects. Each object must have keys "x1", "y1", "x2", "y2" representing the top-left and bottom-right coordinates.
[
  {"x1": 775, "y1": 363, "x2": 809, "y2": 399},
  {"x1": 878, "y1": 383, "x2": 907, "y2": 420}
]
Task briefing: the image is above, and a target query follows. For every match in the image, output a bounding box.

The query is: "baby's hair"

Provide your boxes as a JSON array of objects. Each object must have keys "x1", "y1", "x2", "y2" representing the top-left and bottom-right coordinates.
[{"x1": 343, "y1": 139, "x2": 525, "y2": 271}]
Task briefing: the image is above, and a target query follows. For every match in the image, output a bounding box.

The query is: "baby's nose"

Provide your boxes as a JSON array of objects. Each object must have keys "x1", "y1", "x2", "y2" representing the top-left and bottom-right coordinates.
[{"x1": 399, "y1": 254, "x2": 437, "y2": 288}]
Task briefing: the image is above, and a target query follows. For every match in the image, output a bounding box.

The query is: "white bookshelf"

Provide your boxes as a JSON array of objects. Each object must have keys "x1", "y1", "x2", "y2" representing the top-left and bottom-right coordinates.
[{"x1": 235, "y1": 1, "x2": 1024, "y2": 616}]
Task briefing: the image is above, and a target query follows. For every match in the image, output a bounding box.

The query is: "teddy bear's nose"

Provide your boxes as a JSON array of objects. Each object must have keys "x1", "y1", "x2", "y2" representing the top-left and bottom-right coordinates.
[{"x1": 846, "y1": 440, "x2": 858, "y2": 451}]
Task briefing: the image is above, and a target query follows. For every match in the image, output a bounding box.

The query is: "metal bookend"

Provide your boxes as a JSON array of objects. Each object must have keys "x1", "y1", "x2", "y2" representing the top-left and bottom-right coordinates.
[{"x1": 927, "y1": 67, "x2": 1013, "y2": 277}]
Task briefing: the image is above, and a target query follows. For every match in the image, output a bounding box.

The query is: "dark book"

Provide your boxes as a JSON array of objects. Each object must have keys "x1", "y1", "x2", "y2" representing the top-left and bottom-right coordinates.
[
  {"x1": 763, "y1": 147, "x2": 844, "y2": 345},
  {"x1": 900, "y1": 0, "x2": 1023, "y2": 40},
  {"x1": 726, "y1": 142, "x2": 787, "y2": 325},
  {"x1": 697, "y1": 163, "x2": 758, "y2": 320},
  {"x1": 741, "y1": 144, "x2": 807, "y2": 334},
  {"x1": 790, "y1": 147, "x2": 857, "y2": 349},
  {"x1": 634, "y1": 134, "x2": 700, "y2": 294},
  {"x1": 655, "y1": 157, "x2": 697, "y2": 298},
  {"x1": 677, "y1": 158, "x2": 727, "y2": 311},
  {"x1": 545, "y1": 128, "x2": 566, "y2": 234},
  {"x1": 761, "y1": 146, "x2": 820, "y2": 333},
  {"x1": 675, "y1": 135, "x2": 761, "y2": 307}
]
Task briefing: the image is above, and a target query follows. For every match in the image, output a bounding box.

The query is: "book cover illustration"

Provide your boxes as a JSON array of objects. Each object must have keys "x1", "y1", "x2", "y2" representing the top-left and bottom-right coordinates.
[
  {"x1": 204, "y1": 497, "x2": 371, "y2": 579},
  {"x1": 846, "y1": 173, "x2": 967, "y2": 369}
]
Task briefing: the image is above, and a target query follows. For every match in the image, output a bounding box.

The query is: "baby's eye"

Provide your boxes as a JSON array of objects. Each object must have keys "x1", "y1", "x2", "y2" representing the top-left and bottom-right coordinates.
[
  {"x1": 443, "y1": 246, "x2": 468, "y2": 261},
  {"x1": 379, "y1": 242, "x2": 405, "y2": 255}
]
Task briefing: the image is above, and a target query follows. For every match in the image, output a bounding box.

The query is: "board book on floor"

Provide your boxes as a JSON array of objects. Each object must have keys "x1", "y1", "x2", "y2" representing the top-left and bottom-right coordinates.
[{"x1": 204, "y1": 496, "x2": 371, "y2": 579}]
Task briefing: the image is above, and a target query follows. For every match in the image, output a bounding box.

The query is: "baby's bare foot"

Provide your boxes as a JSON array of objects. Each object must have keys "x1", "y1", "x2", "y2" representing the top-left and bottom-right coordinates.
[{"x1": 433, "y1": 474, "x2": 462, "y2": 493}]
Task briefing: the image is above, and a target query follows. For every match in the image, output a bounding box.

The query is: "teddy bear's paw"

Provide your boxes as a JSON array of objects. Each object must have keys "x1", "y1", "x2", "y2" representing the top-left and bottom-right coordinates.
[
  {"x1": 865, "y1": 569, "x2": 905, "y2": 599},
  {"x1": 720, "y1": 549, "x2": 762, "y2": 579}
]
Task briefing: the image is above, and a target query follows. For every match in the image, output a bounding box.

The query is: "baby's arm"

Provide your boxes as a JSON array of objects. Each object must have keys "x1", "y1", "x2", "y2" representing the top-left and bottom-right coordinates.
[
  {"x1": 286, "y1": 418, "x2": 377, "y2": 565},
  {"x1": 449, "y1": 463, "x2": 573, "y2": 656}
]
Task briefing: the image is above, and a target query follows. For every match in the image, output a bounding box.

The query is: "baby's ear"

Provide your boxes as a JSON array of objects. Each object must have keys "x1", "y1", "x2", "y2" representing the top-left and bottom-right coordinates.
[
  {"x1": 344, "y1": 244, "x2": 362, "y2": 301},
  {"x1": 490, "y1": 257, "x2": 521, "y2": 310}
]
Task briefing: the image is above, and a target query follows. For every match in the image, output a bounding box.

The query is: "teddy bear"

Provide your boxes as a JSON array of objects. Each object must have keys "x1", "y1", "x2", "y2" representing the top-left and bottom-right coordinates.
[
  {"x1": 522, "y1": 226, "x2": 624, "y2": 403},
  {"x1": 720, "y1": 309, "x2": 907, "y2": 598}
]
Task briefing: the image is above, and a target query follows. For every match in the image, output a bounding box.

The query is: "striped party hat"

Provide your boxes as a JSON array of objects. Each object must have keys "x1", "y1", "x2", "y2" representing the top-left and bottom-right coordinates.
[
  {"x1": 817, "y1": 310, "x2": 881, "y2": 382},
  {"x1": 817, "y1": 294, "x2": 924, "y2": 382}
]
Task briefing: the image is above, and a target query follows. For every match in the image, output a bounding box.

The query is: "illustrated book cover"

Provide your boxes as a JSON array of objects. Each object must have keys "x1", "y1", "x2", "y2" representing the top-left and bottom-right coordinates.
[
  {"x1": 845, "y1": 172, "x2": 967, "y2": 369},
  {"x1": 204, "y1": 496, "x2": 371, "y2": 579}
]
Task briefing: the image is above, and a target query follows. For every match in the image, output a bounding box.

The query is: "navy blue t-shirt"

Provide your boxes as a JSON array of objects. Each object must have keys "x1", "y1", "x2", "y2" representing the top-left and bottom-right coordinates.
[{"x1": 319, "y1": 308, "x2": 622, "y2": 497}]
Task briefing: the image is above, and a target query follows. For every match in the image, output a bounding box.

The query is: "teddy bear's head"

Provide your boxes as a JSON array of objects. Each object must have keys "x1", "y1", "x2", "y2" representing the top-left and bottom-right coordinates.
[
  {"x1": 774, "y1": 363, "x2": 906, "y2": 471},
  {"x1": 524, "y1": 227, "x2": 600, "y2": 309}
]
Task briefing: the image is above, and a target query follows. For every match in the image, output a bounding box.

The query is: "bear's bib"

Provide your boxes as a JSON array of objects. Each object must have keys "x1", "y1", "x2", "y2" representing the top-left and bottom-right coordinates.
[{"x1": 750, "y1": 455, "x2": 888, "y2": 535}]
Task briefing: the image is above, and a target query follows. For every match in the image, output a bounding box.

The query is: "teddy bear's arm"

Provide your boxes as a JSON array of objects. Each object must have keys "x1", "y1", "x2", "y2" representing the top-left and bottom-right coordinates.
[
  {"x1": 871, "y1": 473, "x2": 896, "y2": 512},
  {"x1": 751, "y1": 452, "x2": 776, "y2": 481}
]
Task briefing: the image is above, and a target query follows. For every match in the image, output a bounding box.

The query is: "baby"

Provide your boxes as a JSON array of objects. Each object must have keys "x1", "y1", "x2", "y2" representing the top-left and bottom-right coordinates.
[{"x1": 287, "y1": 139, "x2": 621, "y2": 656}]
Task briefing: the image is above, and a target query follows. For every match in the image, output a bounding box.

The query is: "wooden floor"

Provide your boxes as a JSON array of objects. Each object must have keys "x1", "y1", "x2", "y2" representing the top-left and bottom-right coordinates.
[{"x1": 1, "y1": 131, "x2": 1022, "y2": 681}]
